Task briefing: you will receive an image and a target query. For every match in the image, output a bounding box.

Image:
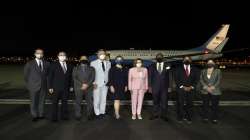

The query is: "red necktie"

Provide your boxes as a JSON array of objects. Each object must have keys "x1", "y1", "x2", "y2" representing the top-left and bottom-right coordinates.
[{"x1": 185, "y1": 65, "x2": 189, "y2": 77}]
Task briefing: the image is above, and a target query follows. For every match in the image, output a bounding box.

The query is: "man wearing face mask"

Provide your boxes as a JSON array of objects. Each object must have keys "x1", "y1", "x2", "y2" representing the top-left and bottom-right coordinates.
[
  {"x1": 148, "y1": 53, "x2": 172, "y2": 121},
  {"x1": 24, "y1": 48, "x2": 50, "y2": 122},
  {"x1": 73, "y1": 56, "x2": 95, "y2": 121},
  {"x1": 48, "y1": 51, "x2": 73, "y2": 122},
  {"x1": 90, "y1": 49, "x2": 111, "y2": 119},
  {"x1": 175, "y1": 56, "x2": 199, "y2": 124}
]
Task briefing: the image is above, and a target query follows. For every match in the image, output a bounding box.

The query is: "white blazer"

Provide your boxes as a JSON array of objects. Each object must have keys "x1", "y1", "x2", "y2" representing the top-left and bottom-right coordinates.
[{"x1": 90, "y1": 59, "x2": 111, "y2": 88}]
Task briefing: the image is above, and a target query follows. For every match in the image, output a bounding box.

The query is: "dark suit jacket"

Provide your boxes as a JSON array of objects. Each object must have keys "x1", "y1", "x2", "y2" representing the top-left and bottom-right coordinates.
[
  {"x1": 24, "y1": 59, "x2": 50, "y2": 92},
  {"x1": 48, "y1": 61, "x2": 73, "y2": 92},
  {"x1": 148, "y1": 62, "x2": 172, "y2": 92},
  {"x1": 175, "y1": 64, "x2": 199, "y2": 91},
  {"x1": 72, "y1": 64, "x2": 95, "y2": 91}
]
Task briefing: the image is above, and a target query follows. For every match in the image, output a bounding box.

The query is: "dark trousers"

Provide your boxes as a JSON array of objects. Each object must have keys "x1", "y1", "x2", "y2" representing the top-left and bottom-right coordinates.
[
  {"x1": 51, "y1": 90, "x2": 69, "y2": 120},
  {"x1": 176, "y1": 89, "x2": 193, "y2": 121},
  {"x1": 201, "y1": 94, "x2": 220, "y2": 120},
  {"x1": 29, "y1": 88, "x2": 46, "y2": 118},
  {"x1": 75, "y1": 90, "x2": 94, "y2": 118},
  {"x1": 152, "y1": 88, "x2": 168, "y2": 117}
]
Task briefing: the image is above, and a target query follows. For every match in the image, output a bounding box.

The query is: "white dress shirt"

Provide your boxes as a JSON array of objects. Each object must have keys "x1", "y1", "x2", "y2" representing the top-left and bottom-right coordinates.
[
  {"x1": 59, "y1": 61, "x2": 67, "y2": 71},
  {"x1": 184, "y1": 64, "x2": 190, "y2": 74},
  {"x1": 35, "y1": 58, "x2": 43, "y2": 70},
  {"x1": 156, "y1": 62, "x2": 164, "y2": 72},
  {"x1": 180, "y1": 64, "x2": 193, "y2": 89}
]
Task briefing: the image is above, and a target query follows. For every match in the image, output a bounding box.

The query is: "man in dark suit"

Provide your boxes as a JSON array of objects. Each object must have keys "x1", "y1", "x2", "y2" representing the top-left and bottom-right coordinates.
[
  {"x1": 149, "y1": 53, "x2": 172, "y2": 121},
  {"x1": 175, "y1": 56, "x2": 199, "y2": 124},
  {"x1": 24, "y1": 48, "x2": 50, "y2": 122},
  {"x1": 73, "y1": 56, "x2": 95, "y2": 121},
  {"x1": 48, "y1": 51, "x2": 73, "y2": 122}
]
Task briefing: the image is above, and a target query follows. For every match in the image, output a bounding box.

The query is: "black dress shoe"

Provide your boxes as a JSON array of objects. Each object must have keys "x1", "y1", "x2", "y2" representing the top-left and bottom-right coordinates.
[
  {"x1": 51, "y1": 119, "x2": 58, "y2": 122},
  {"x1": 38, "y1": 117, "x2": 45, "y2": 120},
  {"x1": 149, "y1": 115, "x2": 159, "y2": 120},
  {"x1": 100, "y1": 114, "x2": 106, "y2": 119},
  {"x1": 96, "y1": 115, "x2": 102, "y2": 120},
  {"x1": 161, "y1": 116, "x2": 169, "y2": 122},
  {"x1": 87, "y1": 116, "x2": 94, "y2": 121},
  {"x1": 32, "y1": 117, "x2": 38, "y2": 122},
  {"x1": 62, "y1": 117, "x2": 69, "y2": 120}
]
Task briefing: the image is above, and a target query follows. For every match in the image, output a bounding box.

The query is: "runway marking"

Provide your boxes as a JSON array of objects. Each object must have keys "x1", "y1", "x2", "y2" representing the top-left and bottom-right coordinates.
[{"x1": 0, "y1": 99, "x2": 250, "y2": 106}]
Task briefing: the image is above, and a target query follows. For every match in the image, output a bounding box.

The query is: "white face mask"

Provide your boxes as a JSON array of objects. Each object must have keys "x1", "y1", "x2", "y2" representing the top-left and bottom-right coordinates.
[
  {"x1": 58, "y1": 56, "x2": 66, "y2": 62},
  {"x1": 99, "y1": 54, "x2": 106, "y2": 60},
  {"x1": 136, "y1": 63, "x2": 142, "y2": 68},
  {"x1": 35, "y1": 54, "x2": 43, "y2": 59}
]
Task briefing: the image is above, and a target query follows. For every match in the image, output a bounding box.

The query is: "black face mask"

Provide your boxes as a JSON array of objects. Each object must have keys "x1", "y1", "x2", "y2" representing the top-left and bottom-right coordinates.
[
  {"x1": 207, "y1": 64, "x2": 215, "y2": 68},
  {"x1": 183, "y1": 60, "x2": 191, "y2": 65},
  {"x1": 80, "y1": 60, "x2": 89, "y2": 64},
  {"x1": 156, "y1": 57, "x2": 163, "y2": 62}
]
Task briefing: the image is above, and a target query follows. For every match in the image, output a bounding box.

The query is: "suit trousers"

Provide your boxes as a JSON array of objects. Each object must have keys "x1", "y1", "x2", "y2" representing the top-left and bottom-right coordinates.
[
  {"x1": 51, "y1": 90, "x2": 69, "y2": 120},
  {"x1": 152, "y1": 88, "x2": 168, "y2": 117},
  {"x1": 131, "y1": 90, "x2": 145, "y2": 115},
  {"x1": 93, "y1": 86, "x2": 108, "y2": 115},
  {"x1": 29, "y1": 87, "x2": 46, "y2": 118},
  {"x1": 176, "y1": 89, "x2": 193, "y2": 121},
  {"x1": 74, "y1": 89, "x2": 94, "y2": 118}
]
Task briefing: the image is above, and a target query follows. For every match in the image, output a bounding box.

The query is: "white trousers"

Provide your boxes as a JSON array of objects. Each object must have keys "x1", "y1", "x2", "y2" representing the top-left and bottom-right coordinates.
[{"x1": 93, "y1": 85, "x2": 108, "y2": 115}]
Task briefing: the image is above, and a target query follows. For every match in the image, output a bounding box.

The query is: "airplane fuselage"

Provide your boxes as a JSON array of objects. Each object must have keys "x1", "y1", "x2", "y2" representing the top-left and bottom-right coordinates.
[{"x1": 107, "y1": 50, "x2": 200, "y2": 60}]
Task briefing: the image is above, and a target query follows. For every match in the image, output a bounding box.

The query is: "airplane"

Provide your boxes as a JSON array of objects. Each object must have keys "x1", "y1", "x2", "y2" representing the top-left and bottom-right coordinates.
[{"x1": 89, "y1": 24, "x2": 230, "y2": 66}]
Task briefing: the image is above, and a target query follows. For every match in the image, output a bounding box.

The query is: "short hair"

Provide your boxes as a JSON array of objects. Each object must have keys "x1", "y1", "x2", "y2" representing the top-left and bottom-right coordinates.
[
  {"x1": 34, "y1": 48, "x2": 43, "y2": 54},
  {"x1": 115, "y1": 55, "x2": 124, "y2": 60},
  {"x1": 58, "y1": 51, "x2": 66, "y2": 56},
  {"x1": 97, "y1": 49, "x2": 106, "y2": 55},
  {"x1": 133, "y1": 58, "x2": 143, "y2": 67},
  {"x1": 207, "y1": 59, "x2": 215, "y2": 64},
  {"x1": 156, "y1": 53, "x2": 163, "y2": 58},
  {"x1": 183, "y1": 56, "x2": 192, "y2": 60}
]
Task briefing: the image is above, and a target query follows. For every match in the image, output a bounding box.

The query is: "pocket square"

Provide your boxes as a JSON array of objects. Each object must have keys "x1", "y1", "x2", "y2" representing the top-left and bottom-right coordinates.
[{"x1": 166, "y1": 66, "x2": 171, "y2": 70}]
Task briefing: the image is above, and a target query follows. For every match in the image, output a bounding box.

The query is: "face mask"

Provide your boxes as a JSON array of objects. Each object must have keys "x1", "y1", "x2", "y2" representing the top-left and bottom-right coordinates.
[
  {"x1": 183, "y1": 60, "x2": 191, "y2": 65},
  {"x1": 136, "y1": 63, "x2": 142, "y2": 68},
  {"x1": 156, "y1": 57, "x2": 163, "y2": 62},
  {"x1": 80, "y1": 60, "x2": 88, "y2": 64},
  {"x1": 115, "y1": 60, "x2": 123, "y2": 65},
  {"x1": 99, "y1": 54, "x2": 106, "y2": 60},
  {"x1": 58, "y1": 56, "x2": 66, "y2": 62},
  {"x1": 207, "y1": 64, "x2": 215, "y2": 68},
  {"x1": 35, "y1": 54, "x2": 43, "y2": 59}
]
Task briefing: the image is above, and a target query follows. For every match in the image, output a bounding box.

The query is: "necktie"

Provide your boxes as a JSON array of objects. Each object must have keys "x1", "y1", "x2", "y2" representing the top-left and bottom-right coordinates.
[
  {"x1": 39, "y1": 60, "x2": 43, "y2": 71},
  {"x1": 157, "y1": 63, "x2": 162, "y2": 73},
  {"x1": 185, "y1": 65, "x2": 189, "y2": 77},
  {"x1": 101, "y1": 61, "x2": 105, "y2": 72},
  {"x1": 62, "y1": 62, "x2": 67, "y2": 73}
]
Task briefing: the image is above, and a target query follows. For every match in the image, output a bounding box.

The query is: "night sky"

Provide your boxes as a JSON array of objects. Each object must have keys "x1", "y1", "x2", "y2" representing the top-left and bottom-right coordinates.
[{"x1": 0, "y1": 2, "x2": 249, "y2": 57}]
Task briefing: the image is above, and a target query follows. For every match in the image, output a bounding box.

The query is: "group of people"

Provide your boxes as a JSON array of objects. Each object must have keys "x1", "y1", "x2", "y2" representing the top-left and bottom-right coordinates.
[{"x1": 24, "y1": 48, "x2": 222, "y2": 124}]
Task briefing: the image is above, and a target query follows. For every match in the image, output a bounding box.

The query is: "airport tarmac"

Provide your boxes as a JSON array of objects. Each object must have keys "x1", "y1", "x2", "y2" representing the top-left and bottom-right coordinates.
[{"x1": 0, "y1": 104, "x2": 249, "y2": 140}]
